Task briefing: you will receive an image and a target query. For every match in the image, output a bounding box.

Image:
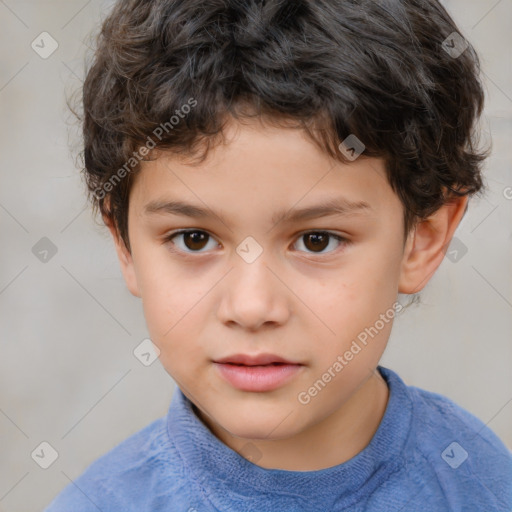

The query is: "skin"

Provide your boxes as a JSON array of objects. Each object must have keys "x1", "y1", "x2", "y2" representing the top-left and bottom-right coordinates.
[{"x1": 107, "y1": 115, "x2": 468, "y2": 471}]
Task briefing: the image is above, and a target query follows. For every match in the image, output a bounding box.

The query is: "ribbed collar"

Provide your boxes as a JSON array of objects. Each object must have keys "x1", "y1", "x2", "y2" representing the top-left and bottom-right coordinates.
[{"x1": 167, "y1": 366, "x2": 414, "y2": 511}]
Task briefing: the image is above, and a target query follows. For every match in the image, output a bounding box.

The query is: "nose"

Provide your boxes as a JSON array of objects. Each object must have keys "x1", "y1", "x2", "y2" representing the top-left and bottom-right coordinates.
[{"x1": 216, "y1": 254, "x2": 291, "y2": 332}]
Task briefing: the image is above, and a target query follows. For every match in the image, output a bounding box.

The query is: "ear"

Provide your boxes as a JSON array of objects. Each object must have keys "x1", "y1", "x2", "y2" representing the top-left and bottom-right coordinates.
[
  {"x1": 398, "y1": 194, "x2": 469, "y2": 294},
  {"x1": 105, "y1": 219, "x2": 142, "y2": 298}
]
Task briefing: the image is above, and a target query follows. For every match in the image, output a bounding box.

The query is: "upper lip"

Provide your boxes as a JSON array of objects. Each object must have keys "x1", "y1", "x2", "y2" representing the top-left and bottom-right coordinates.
[{"x1": 214, "y1": 353, "x2": 301, "y2": 366}]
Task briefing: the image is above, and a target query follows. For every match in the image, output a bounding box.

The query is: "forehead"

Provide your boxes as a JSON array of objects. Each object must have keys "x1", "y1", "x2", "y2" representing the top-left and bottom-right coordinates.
[{"x1": 130, "y1": 119, "x2": 400, "y2": 225}]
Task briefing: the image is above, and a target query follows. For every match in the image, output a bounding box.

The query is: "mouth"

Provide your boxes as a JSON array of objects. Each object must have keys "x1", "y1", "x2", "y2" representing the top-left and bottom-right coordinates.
[
  {"x1": 213, "y1": 353, "x2": 301, "y2": 366},
  {"x1": 222, "y1": 362, "x2": 288, "y2": 367},
  {"x1": 213, "y1": 353, "x2": 303, "y2": 392}
]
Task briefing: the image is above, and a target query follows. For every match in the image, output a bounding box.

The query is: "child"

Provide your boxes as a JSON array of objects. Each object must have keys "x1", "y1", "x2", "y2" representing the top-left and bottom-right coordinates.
[{"x1": 45, "y1": 0, "x2": 512, "y2": 510}]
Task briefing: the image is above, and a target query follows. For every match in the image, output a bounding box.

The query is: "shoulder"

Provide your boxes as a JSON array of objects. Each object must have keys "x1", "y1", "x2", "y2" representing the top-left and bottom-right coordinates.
[
  {"x1": 407, "y1": 383, "x2": 510, "y2": 457},
  {"x1": 43, "y1": 415, "x2": 185, "y2": 511},
  {"x1": 403, "y1": 380, "x2": 512, "y2": 510}
]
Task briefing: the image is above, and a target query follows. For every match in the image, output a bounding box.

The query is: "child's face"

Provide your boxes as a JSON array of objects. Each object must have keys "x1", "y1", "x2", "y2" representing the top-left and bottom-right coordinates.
[{"x1": 114, "y1": 117, "x2": 412, "y2": 441}]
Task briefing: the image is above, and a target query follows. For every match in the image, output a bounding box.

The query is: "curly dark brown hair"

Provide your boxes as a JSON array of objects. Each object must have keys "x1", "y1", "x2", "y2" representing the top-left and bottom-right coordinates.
[{"x1": 75, "y1": 0, "x2": 489, "y2": 254}]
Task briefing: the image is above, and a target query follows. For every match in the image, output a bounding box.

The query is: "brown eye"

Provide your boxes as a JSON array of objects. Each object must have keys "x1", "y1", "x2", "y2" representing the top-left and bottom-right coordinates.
[
  {"x1": 165, "y1": 230, "x2": 218, "y2": 253},
  {"x1": 303, "y1": 233, "x2": 329, "y2": 252},
  {"x1": 183, "y1": 231, "x2": 209, "y2": 250},
  {"x1": 294, "y1": 231, "x2": 347, "y2": 255}
]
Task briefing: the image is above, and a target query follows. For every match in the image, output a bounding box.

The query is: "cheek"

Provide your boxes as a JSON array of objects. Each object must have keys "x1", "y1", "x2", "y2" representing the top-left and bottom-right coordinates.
[
  {"x1": 141, "y1": 292, "x2": 206, "y2": 382},
  {"x1": 308, "y1": 245, "x2": 401, "y2": 359},
  {"x1": 132, "y1": 249, "x2": 202, "y2": 350},
  {"x1": 141, "y1": 283, "x2": 200, "y2": 339},
  {"x1": 136, "y1": 261, "x2": 212, "y2": 373},
  {"x1": 133, "y1": 243, "x2": 196, "y2": 331}
]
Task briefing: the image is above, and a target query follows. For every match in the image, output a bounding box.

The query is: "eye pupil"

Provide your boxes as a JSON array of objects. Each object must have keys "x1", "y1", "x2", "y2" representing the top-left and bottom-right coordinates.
[
  {"x1": 304, "y1": 232, "x2": 329, "y2": 252},
  {"x1": 184, "y1": 231, "x2": 208, "y2": 251}
]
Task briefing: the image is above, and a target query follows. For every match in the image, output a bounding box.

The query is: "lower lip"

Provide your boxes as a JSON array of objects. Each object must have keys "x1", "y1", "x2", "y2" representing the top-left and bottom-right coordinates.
[{"x1": 214, "y1": 362, "x2": 303, "y2": 392}]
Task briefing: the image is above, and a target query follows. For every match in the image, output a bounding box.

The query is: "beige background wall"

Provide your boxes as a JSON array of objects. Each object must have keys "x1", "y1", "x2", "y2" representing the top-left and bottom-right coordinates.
[{"x1": 1, "y1": 1, "x2": 511, "y2": 510}]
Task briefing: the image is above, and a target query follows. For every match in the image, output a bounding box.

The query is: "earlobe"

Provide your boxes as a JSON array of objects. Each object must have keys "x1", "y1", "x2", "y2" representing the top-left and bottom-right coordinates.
[
  {"x1": 398, "y1": 195, "x2": 469, "y2": 294},
  {"x1": 106, "y1": 221, "x2": 142, "y2": 298}
]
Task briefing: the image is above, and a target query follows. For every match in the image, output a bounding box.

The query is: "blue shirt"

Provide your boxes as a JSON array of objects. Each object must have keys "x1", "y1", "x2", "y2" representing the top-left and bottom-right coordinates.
[{"x1": 44, "y1": 366, "x2": 512, "y2": 511}]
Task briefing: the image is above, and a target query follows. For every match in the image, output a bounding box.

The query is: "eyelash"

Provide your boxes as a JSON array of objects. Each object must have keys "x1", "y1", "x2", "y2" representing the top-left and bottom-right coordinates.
[{"x1": 162, "y1": 229, "x2": 350, "y2": 257}]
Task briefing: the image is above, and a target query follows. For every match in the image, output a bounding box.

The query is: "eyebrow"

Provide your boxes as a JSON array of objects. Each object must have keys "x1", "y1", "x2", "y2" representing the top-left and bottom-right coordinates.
[{"x1": 143, "y1": 197, "x2": 373, "y2": 226}]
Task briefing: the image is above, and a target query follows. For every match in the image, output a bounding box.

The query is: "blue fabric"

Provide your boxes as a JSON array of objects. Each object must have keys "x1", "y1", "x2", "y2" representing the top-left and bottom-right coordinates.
[{"x1": 44, "y1": 366, "x2": 512, "y2": 511}]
